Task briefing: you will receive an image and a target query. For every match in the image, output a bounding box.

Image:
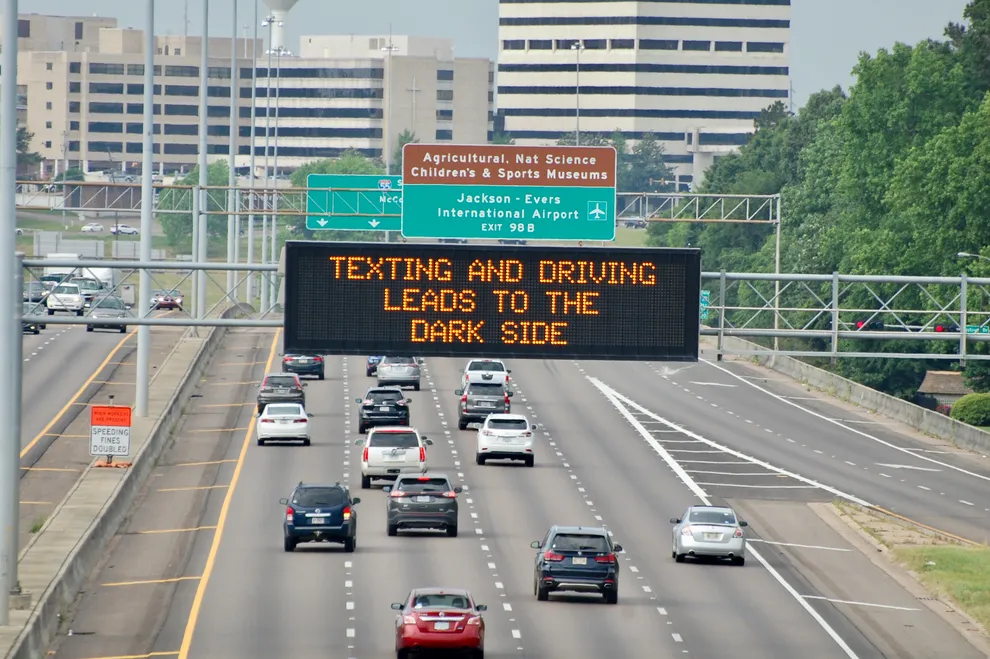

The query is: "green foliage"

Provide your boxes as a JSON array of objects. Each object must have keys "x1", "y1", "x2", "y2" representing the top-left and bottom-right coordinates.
[
  {"x1": 157, "y1": 160, "x2": 231, "y2": 251},
  {"x1": 55, "y1": 167, "x2": 85, "y2": 182},
  {"x1": 490, "y1": 132, "x2": 515, "y2": 145},
  {"x1": 555, "y1": 130, "x2": 673, "y2": 193},
  {"x1": 949, "y1": 392, "x2": 990, "y2": 425},
  {"x1": 17, "y1": 126, "x2": 40, "y2": 168},
  {"x1": 391, "y1": 129, "x2": 419, "y2": 175}
]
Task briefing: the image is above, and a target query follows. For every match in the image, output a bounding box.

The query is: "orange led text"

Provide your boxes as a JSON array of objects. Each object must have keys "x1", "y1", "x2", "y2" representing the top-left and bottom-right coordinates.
[
  {"x1": 545, "y1": 291, "x2": 599, "y2": 315},
  {"x1": 411, "y1": 319, "x2": 485, "y2": 343},
  {"x1": 538, "y1": 260, "x2": 656, "y2": 285},
  {"x1": 384, "y1": 288, "x2": 477, "y2": 313}
]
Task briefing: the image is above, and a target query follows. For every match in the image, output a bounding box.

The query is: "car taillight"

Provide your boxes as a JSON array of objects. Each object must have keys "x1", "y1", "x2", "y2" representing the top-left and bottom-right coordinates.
[
  {"x1": 482, "y1": 429, "x2": 494, "y2": 436},
  {"x1": 402, "y1": 615, "x2": 416, "y2": 625},
  {"x1": 522, "y1": 431, "x2": 531, "y2": 437},
  {"x1": 313, "y1": 356, "x2": 323, "y2": 362},
  {"x1": 342, "y1": 506, "x2": 351, "y2": 520},
  {"x1": 362, "y1": 399, "x2": 373, "y2": 406},
  {"x1": 466, "y1": 616, "x2": 481, "y2": 626},
  {"x1": 362, "y1": 447, "x2": 369, "y2": 461},
  {"x1": 260, "y1": 418, "x2": 274, "y2": 423},
  {"x1": 390, "y1": 490, "x2": 406, "y2": 498},
  {"x1": 504, "y1": 394, "x2": 510, "y2": 405},
  {"x1": 460, "y1": 394, "x2": 467, "y2": 404},
  {"x1": 285, "y1": 506, "x2": 294, "y2": 523},
  {"x1": 734, "y1": 527, "x2": 744, "y2": 538},
  {"x1": 543, "y1": 551, "x2": 564, "y2": 562},
  {"x1": 681, "y1": 526, "x2": 693, "y2": 536},
  {"x1": 419, "y1": 446, "x2": 426, "y2": 462},
  {"x1": 283, "y1": 356, "x2": 293, "y2": 362},
  {"x1": 594, "y1": 553, "x2": 617, "y2": 564},
  {"x1": 441, "y1": 491, "x2": 457, "y2": 498},
  {"x1": 396, "y1": 399, "x2": 407, "y2": 406},
  {"x1": 293, "y1": 418, "x2": 307, "y2": 423}
]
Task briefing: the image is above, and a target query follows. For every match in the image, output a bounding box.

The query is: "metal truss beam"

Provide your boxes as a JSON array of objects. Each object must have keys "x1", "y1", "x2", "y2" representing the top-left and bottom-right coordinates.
[{"x1": 617, "y1": 192, "x2": 780, "y2": 224}]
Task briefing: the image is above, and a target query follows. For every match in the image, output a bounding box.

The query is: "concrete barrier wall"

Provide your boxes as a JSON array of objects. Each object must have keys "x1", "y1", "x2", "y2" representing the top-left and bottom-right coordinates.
[
  {"x1": 7, "y1": 310, "x2": 241, "y2": 659},
  {"x1": 715, "y1": 336, "x2": 990, "y2": 455}
]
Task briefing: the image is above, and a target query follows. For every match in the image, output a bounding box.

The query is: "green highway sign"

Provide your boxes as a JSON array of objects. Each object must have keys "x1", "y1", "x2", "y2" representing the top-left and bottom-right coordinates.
[
  {"x1": 305, "y1": 174, "x2": 402, "y2": 232},
  {"x1": 400, "y1": 144, "x2": 617, "y2": 241},
  {"x1": 700, "y1": 289, "x2": 711, "y2": 321},
  {"x1": 966, "y1": 325, "x2": 990, "y2": 334}
]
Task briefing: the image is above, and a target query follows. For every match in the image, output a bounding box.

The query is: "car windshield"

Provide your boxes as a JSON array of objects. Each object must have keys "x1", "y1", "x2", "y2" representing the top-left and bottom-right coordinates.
[
  {"x1": 688, "y1": 510, "x2": 737, "y2": 525},
  {"x1": 291, "y1": 487, "x2": 346, "y2": 507},
  {"x1": 488, "y1": 418, "x2": 527, "y2": 430},
  {"x1": 53, "y1": 285, "x2": 79, "y2": 294},
  {"x1": 411, "y1": 593, "x2": 472, "y2": 609},
  {"x1": 266, "y1": 404, "x2": 302, "y2": 416},
  {"x1": 395, "y1": 477, "x2": 450, "y2": 494},
  {"x1": 71, "y1": 279, "x2": 101, "y2": 290},
  {"x1": 550, "y1": 533, "x2": 610, "y2": 552},
  {"x1": 92, "y1": 297, "x2": 125, "y2": 309},
  {"x1": 367, "y1": 390, "x2": 402, "y2": 403},
  {"x1": 369, "y1": 431, "x2": 419, "y2": 448},
  {"x1": 382, "y1": 356, "x2": 415, "y2": 365},
  {"x1": 264, "y1": 375, "x2": 298, "y2": 388},
  {"x1": 468, "y1": 383, "x2": 504, "y2": 396},
  {"x1": 25, "y1": 283, "x2": 43, "y2": 291},
  {"x1": 469, "y1": 361, "x2": 504, "y2": 372}
]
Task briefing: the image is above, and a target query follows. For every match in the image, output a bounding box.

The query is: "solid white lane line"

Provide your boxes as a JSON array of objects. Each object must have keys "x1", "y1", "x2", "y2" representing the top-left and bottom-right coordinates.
[
  {"x1": 589, "y1": 377, "x2": 863, "y2": 659},
  {"x1": 695, "y1": 483, "x2": 818, "y2": 489},
  {"x1": 684, "y1": 470, "x2": 779, "y2": 476},
  {"x1": 747, "y1": 539, "x2": 852, "y2": 552},
  {"x1": 802, "y1": 595, "x2": 921, "y2": 612},
  {"x1": 512, "y1": 629, "x2": 522, "y2": 639}
]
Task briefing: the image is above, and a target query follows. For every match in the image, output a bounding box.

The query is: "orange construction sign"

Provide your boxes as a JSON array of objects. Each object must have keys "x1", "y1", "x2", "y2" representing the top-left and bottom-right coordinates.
[{"x1": 91, "y1": 405, "x2": 132, "y2": 427}]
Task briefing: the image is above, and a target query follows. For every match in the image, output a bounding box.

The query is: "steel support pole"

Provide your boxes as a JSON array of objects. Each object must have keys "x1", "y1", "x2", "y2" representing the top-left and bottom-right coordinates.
[
  {"x1": 260, "y1": 28, "x2": 273, "y2": 314},
  {"x1": 9, "y1": 254, "x2": 23, "y2": 600},
  {"x1": 135, "y1": 0, "x2": 156, "y2": 418},
  {"x1": 246, "y1": 0, "x2": 259, "y2": 304},
  {"x1": 260, "y1": 211, "x2": 269, "y2": 313},
  {"x1": 196, "y1": 0, "x2": 210, "y2": 320},
  {"x1": 385, "y1": 43, "x2": 393, "y2": 175},
  {"x1": 269, "y1": 49, "x2": 282, "y2": 305},
  {"x1": 226, "y1": 0, "x2": 238, "y2": 299},
  {"x1": 574, "y1": 45, "x2": 581, "y2": 147},
  {"x1": 772, "y1": 198, "x2": 782, "y2": 357}
]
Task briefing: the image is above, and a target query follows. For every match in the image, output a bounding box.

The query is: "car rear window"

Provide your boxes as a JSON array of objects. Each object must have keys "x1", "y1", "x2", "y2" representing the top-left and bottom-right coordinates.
[
  {"x1": 468, "y1": 383, "x2": 504, "y2": 395},
  {"x1": 469, "y1": 361, "x2": 504, "y2": 372},
  {"x1": 688, "y1": 510, "x2": 737, "y2": 525},
  {"x1": 488, "y1": 418, "x2": 527, "y2": 430},
  {"x1": 292, "y1": 487, "x2": 347, "y2": 507},
  {"x1": 368, "y1": 390, "x2": 402, "y2": 403},
  {"x1": 396, "y1": 477, "x2": 451, "y2": 493},
  {"x1": 411, "y1": 593, "x2": 472, "y2": 609},
  {"x1": 53, "y1": 285, "x2": 79, "y2": 294},
  {"x1": 265, "y1": 375, "x2": 298, "y2": 388},
  {"x1": 92, "y1": 297, "x2": 125, "y2": 309},
  {"x1": 369, "y1": 431, "x2": 419, "y2": 448},
  {"x1": 550, "y1": 533, "x2": 610, "y2": 552},
  {"x1": 383, "y1": 356, "x2": 415, "y2": 364},
  {"x1": 266, "y1": 404, "x2": 302, "y2": 416}
]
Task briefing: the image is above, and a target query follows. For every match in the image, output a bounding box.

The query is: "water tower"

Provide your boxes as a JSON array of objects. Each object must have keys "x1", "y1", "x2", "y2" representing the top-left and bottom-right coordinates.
[{"x1": 263, "y1": 0, "x2": 298, "y2": 50}]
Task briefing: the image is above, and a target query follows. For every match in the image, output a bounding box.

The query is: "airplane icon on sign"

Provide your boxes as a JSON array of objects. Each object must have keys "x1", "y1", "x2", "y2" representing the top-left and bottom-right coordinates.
[{"x1": 588, "y1": 201, "x2": 608, "y2": 220}]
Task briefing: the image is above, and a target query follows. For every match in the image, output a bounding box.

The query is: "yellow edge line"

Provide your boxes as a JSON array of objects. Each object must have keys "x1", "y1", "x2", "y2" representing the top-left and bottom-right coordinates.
[
  {"x1": 170, "y1": 459, "x2": 238, "y2": 467},
  {"x1": 201, "y1": 402, "x2": 255, "y2": 408},
  {"x1": 157, "y1": 485, "x2": 229, "y2": 492},
  {"x1": 136, "y1": 526, "x2": 217, "y2": 535},
  {"x1": 178, "y1": 328, "x2": 280, "y2": 657},
  {"x1": 102, "y1": 576, "x2": 201, "y2": 587},
  {"x1": 79, "y1": 653, "x2": 178, "y2": 659},
  {"x1": 187, "y1": 427, "x2": 249, "y2": 433},
  {"x1": 870, "y1": 505, "x2": 983, "y2": 547},
  {"x1": 21, "y1": 327, "x2": 135, "y2": 458}
]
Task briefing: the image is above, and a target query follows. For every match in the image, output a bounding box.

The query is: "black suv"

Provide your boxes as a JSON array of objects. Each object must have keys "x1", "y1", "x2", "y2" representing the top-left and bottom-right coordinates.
[
  {"x1": 280, "y1": 482, "x2": 360, "y2": 552},
  {"x1": 257, "y1": 373, "x2": 306, "y2": 414},
  {"x1": 356, "y1": 386, "x2": 411, "y2": 433},
  {"x1": 532, "y1": 526, "x2": 623, "y2": 604},
  {"x1": 383, "y1": 473, "x2": 461, "y2": 537}
]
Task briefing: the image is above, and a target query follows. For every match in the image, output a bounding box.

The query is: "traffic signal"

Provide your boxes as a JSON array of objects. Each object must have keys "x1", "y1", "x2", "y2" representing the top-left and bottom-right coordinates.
[
  {"x1": 855, "y1": 319, "x2": 884, "y2": 330},
  {"x1": 935, "y1": 323, "x2": 960, "y2": 332}
]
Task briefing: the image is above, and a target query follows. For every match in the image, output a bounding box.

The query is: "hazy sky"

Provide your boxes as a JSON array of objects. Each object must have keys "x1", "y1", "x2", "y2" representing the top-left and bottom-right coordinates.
[{"x1": 21, "y1": 0, "x2": 972, "y2": 108}]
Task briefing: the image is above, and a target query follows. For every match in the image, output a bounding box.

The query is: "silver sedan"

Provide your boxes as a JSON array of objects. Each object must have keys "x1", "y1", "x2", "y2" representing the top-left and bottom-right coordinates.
[{"x1": 671, "y1": 505, "x2": 748, "y2": 566}]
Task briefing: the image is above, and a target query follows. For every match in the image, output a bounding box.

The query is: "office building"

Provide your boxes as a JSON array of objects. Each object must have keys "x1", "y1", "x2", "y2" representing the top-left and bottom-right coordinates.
[{"x1": 496, "y1": 0, "x2": 791, "y2": 186}]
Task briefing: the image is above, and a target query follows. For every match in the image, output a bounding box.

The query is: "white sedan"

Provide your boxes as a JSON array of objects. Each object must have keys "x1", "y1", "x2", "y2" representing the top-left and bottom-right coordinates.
[
  {"x1": 111, "y1": 224, "x2": 139, "y2": 235},
  {"x1": 256, "y1": 402, "x2": 312, "y2": 446},
  {"x1": 461, "y1": 358, "x2": 510, "y2": 389},
  {"x1": 81, "y1": 222, "x2": 104, "y2": 232},
  {"x1": 473, "y1": 413, "x2": 537, "y2": 467}
]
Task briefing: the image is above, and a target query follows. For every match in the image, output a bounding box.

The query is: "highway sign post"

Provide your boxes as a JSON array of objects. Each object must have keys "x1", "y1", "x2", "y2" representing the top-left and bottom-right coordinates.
[
  {"x1": 90, "y1": 401, "x2": 132, "y2": 463},
  {"x1": 400, "y1": 144, "x2": 617, "y2": 241},
  {"x1": 305, "y1": 174, "x2": 402, "y2": 232}
]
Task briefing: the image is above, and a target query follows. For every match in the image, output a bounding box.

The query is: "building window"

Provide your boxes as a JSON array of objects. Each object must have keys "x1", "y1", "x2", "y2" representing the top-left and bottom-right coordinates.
[
  {"x1": 46, "y1": 62, "x2": 54, "y2": 71},
  {"x1": 207, "y1": 66, "x2": 231, "y2": 79},
  {"x1": 46, "y1": 102, "x2": 53, "y2": 110},
  {"x1": 69, "y1": 82, "x2": 81, "y2": 93},
  {"x1": 127, "y1": 84, "x2": 162, "y2": 95},
  {"x1": 555, "y1": 39, "x2": 578, "y2": 50},
  {"x1": 69, "y1": 62, "x2": 81, "y2": 74},
  {"x1": 498, "y1": 62, "x2": 789, "y2": 77},
  {"x1": 164, "y1": 85, "x2": 198, "y2": 96},
  {"x1": 435, "y1": 129, "x2": 453, "y2": 141},
  {"x1": 89, "y1": 102, "x2": 124, "y2": 113},
  {"x1": 640, "y1": 39, "x2": 678, "y2": 50},
  {"x1": 437, "y1": 89, "x2": 454, "y2": 101},
  {"x1": 683, "y1": 40, "x2": 711, "y2": 51},
  {"x1": 127, "y1": 64, "x2": 161, "y2": 76},
  {"x1": 88, "y1": 141, "x2": 124, "y2": 153},
  {"x1": 89, "y1": 63, "x2": 125, "y2": 76},
  {"x1": 489, "y1": 91, "x2": 494, "y2": 103},
  {"x1": 46, "y1": 82, "x2": 54, "y2": 90},
  {"x1": 165, "y1": 65, "x2": 199, "y2": 77},
  {"x1": 610, "y1": 39, "x2": 634, "y2": 49},
  {"x1": 70, "y1": 121, "x2": 79, "y2": 130},
  {"x1": 502, "y1": 40, "x2": 526, "y2": 51},
  {"x1": 583, "y1": 39, "x2": 607, "y2": 50},
  {"x1": 164, "y1": 143, "x2": 198, "y2": 155},
  {"x1": 207, "y1": 105, "x2": 230, "y2": 117},
  {"x1": 69, "y1": 102, "x2": 81, "y2": 113},
  {"x1": 715, "y1": 41, "x2": 743, "y2": 52},
  {"x1": 747, "y1": 42, "x2": 785, "y2": 53},
  {"x1": 68, "y1": 141, "x2": 79, "y2": 152},
  {"x1": 164, "y1": 104, "x2": 198, "y2": 116},
  {"x1": 17, "y1": 19, "x2": 30, "y2": 38},
  {"x1": 75, "y1": 21, "x2": 83, "y2": 40},
  {"x1": 88, "y1": 122, "x2": 124, "y2": 133},
  {"x1": 165, "y1": 124, "x2": 198, "y2": 136},
  {"x1": 529, "y1": 40, "x2": 552, "y2": 50},
  {"x1": 437, "y1": 109, "x2": 453, "y2": 120},
  {"x1": 499, "y1": 16, "x2": 789, "y2": 29},
  {"x1": 126, "y1": 142, "x2": 160, "y2": 154},
  {"x1": 44, "y1": 141, "x2": 52, "y2": 148},
  {"x1": 45, "y1": 121, "x2": 52, "y2": 129},
  {"x1": 127, "y1": 103, "x2": 161, "y2": 114},
  {"x1": 174, "y1": 48, "x2": 182, "y2": 56},
  {"x1": 437, "y1": 69, "x2": 454, "y2": 81},
  {"x1": 89, "y1": 82, "x2": 125, "y2": 94}
]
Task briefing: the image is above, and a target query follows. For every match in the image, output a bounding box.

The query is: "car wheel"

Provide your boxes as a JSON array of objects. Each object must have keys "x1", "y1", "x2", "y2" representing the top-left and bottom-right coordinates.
[
  {"x1": 458, "y1": 419, "x2": 467, "y2": 430},
  {"x1": 605, "y1": 591, "x2": 618, "y2": 605},
  {"x1": 120, "y1": 326, "x2": 127, "y2": 333},
  {"x1": 318, "y1": 371, "x2": 325, "y2": 381},
  {"x1": 413, "y1": 382, "x2": 420, "y2": 391},
  {"x1": 33, "y1": 328, "x2": 39, "y2": 335},
  {"x1": 473, "y1": 651, "x2": 484, "y2": 659},
  {"x1": 358, "y1": 423, "x2": 366, "y2": 434},
  {"x1": 387, "y1": 523, "x2": 398, "y2": 537},
  {"x1": 343, "y1": 536, "x2": 355, "y2": 553},
  {"x1": 86, "y1": 325, "x2": 93, "y2": 332},
  {"x1": 446, "y1": 525, "x2": 458, "y2": 537},
  {"x1": 283, "y1": 536, "x2": 296, "y2": 552},
  {"x1": 46, "y1": 309, "x2": 54, "y2": 316},
  {"x1": 75, "y1": 309, "x2": 83, "y2": 316},
  {"x1": 257, "y1": 439, "x2": 265, "y2": 446},
  {"x1": 302, "y1": 438, "x2": 311, "y2": 447},
  {"x1": 733, "y1": 556, "x2": 745, "y2": 566},
  {"x1": 257, "y1": 404, "x2": 265, "y2": 414},
  {"x1": 366, "y1": 368, "x2": 373, "y2": 377},
  {"x1": 536, "y1": 584, "x2": 549, "y2": 601},
  {"x1": 397, "y1": 650, "x2": 410, "y2": 659},
  {"x1": 524, "y1": 455, "x2": 535, "y2": 468},
  {"x1": 675, "y1": 553, "x2": 685, "y2": 563},
  {"x1": 361, "y1": 475, "x2": 371, "y2": 489},
  {"x1": 475, "y1": 453, "x2": 485, "y2": 465}
]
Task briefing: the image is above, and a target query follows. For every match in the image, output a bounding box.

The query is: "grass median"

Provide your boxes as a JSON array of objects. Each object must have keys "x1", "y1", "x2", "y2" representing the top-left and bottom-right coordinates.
[{"x1": 894, "y1": 545, "x2": 990, "y2": 632}]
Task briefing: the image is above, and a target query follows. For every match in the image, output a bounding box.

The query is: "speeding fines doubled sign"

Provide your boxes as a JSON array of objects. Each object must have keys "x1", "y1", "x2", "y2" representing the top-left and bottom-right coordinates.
[
  {"x1": 284, "y1": 241, "x2": 701, "y2": 361},
  {"x1": 90, "y1": 404, "x2": 132, "y2": 457}
]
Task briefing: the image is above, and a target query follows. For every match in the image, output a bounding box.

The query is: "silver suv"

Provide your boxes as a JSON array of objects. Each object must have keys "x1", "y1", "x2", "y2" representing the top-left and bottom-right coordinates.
[
  {"x1": 455, "y1": 381, "x2": 513, "y2": 430},
  {"x1": 377, "y1": 356, "x2": 421, "y2": 391}
]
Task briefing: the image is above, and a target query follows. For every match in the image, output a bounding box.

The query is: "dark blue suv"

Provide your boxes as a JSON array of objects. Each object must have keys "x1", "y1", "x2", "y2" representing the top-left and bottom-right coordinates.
[
  {"x1": 366, "y1": 356, "x2": 383, "y2": 377},
  {"x1": 531, "y1": 526, "x2": 622, "y2": 604},
  {"x1": 280, "y1": 482, "x2": 360, "y2": 553}
]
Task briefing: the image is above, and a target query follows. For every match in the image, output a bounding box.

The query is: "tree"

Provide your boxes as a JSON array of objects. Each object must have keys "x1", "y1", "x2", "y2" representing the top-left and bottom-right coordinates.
[
  {"x1": 54, "y1": 167, "x2": 85, "y2": 182},
  {"x1": 158, "y1": 160, "x2": 231, "y2": 251},
  {"x1": 946, "y1": 0, "x2": 990, "y2": 95},
  {"x1": 391, "y1": 129, "x2": 419, "y2": 175},
  {"x1": 288, "y1": 150, "x2": 385, "y2": 239},
  {"x1": 490, "y1": 132, "x2": 515, "y2": 145},
  {"x1": 17, "y1": 126, "x2": 41, "y2": 169}
]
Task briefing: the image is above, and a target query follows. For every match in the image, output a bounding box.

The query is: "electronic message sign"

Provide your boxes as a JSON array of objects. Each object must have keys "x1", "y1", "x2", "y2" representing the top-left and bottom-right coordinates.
[{"x1": 284, "y1": 241, "x2": 701, "y2": 361}]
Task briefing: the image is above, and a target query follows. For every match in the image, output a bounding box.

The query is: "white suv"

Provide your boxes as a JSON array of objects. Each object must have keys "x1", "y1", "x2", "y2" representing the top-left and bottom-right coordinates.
[
  {"x1": 474, "y1": 413, "x2": 538, "y2": 467},
  {"x1": 45, "y1": 283, "x2": 85, "y2": 316},
  {"x1": 355, "y1": 426, "x2": 433, "y2": 489},
  {"x1": 461, "y1": 358, "x2": 510, "y2": 389}
]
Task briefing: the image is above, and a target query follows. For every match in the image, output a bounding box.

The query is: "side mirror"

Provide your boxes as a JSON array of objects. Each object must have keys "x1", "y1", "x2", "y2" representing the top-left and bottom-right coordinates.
[
  {"x1": 405, "y1": 399, "x2": 413, "y2": 404},
  {"x1": 125, "y1": 305, "x2": 132, "y2": 310},
  {"x1": 390, "y1": 602, "x2": 403, "y2": 611},
  {"x1": 613, "y1": 543, "x2": 624, "y2": 552},
  {"x1": 279, "y1": 498, "x2": 288, "y2": 505},
  {"x1": 255, "y1": 384, "x2": 261, "y2": 388},
  {"x1": 670, "y1": 518, "x2": 680, "y2": 524},
  {"x1": 530, "y1": 540, "x2": 541, "y2": 549},
  {"x1": 307, "y1": 413, "x2": 314, "y2": 418},
  {"x1": 354, "y1": 397, "x2": 362, "y2": 404},
  {"x1": 476, "y1": 604, "x2": 488, "y2": 612},
  {"x1": 531, "y1": 423, "x2": 540, "y2": 430},
  {"x1": 423, "y1": 438, "x2": 433, "y2": 446},
  {"x1": 354, "y1": 439, "x2": 365, "y2": 446},
  {"x1": 351, "y1": 497, "x2": 361, "y2": 504},
  {"x1": 507, "y1": 369, "x2": 512, "y2": 373},
  {"x1": 254, "y1": 412, "x2": 261, "y2": 418},
  {"x1": 302, "y1": 383, "x2": 308, "y2": 388},
  {"x1": 454, "y1": 486, "x2": 463, "y2": 493},
  {"x1": 507, "y1": 391, "x2": 514, "y2": 397},
  {"x1": 739, "y1": 520, "x2": 748, "y2": 527},
  {"x1": 278, "y1": 352, "x2": 283, "y2": 356},
  {"x1": 383, "y1": 486, "x2": 391, "y2": 493},
  {"x1": 454, "y1": 389, "x2": 463, "y2": 396}
]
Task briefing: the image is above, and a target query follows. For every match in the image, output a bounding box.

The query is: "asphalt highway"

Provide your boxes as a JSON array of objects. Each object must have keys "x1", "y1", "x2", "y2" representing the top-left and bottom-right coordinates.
[{"x1": 165, "y1": 353, "x2": 909, "y2": 659}]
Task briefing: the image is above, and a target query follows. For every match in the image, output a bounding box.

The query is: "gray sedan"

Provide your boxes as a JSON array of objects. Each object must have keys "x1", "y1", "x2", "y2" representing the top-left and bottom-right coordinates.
[
  {"x1": 383, "y1": 473, "x2": 461, "y2": 537},
  {"x1": 671, "y1": 505, "x2": 748, "y2": 566}
]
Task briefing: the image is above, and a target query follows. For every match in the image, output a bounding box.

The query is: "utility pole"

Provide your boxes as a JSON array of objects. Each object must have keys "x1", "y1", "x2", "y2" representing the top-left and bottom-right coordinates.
[
  {"x1": 195, "y1": 0, "x2": 210, "y2": 320},
  {"x1": 571, "y1": 42, "x2": 584, "y2": 146},
  {"x1": 381, "y1": 27, "x2": 399, "y2": 175},
  {"x1": 135, "y1": 0, "x2": 156, "y2": 417},
  {"x1": 260, "y1": 14, "x2": 280, "y2": 314},
  {"x1": 247, "y1": 0, "x2": 259, "y2": 305},
  {"x1": 270, "y1": 46, "x2": 289, "y2": 306},
  {"x1": 226, "y1": 0, "x2": 239, "y2": 299}
]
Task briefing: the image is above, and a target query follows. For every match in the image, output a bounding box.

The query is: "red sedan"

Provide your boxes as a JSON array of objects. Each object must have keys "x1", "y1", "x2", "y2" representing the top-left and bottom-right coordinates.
[{"x1": 392, "y1": 587, "x2": 487, "y2": 658}]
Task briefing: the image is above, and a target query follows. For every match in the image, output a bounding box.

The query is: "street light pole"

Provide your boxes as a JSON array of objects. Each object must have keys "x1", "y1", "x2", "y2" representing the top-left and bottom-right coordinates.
[
  {"x1": 226, "y1": 0, "x2": 238, "y2": 300},
  {"x1": 246, "y1": 0, "x2": 259, "y2": 305},
  {"x1": 382, "y1": 28, "x2": 399, "y2": 175},
  {"x1": 259, "y1": 15, "x2": 279, "y2": 314},
  {"x1": 195, "y1": 0, "x2": 210, "y2": 321},
  {"x1": 269, "y1": 46, "x2": 289, "y2": 305},
  {"x1": 571, "y1": 42, "x2": 583, "y2": 147}
]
